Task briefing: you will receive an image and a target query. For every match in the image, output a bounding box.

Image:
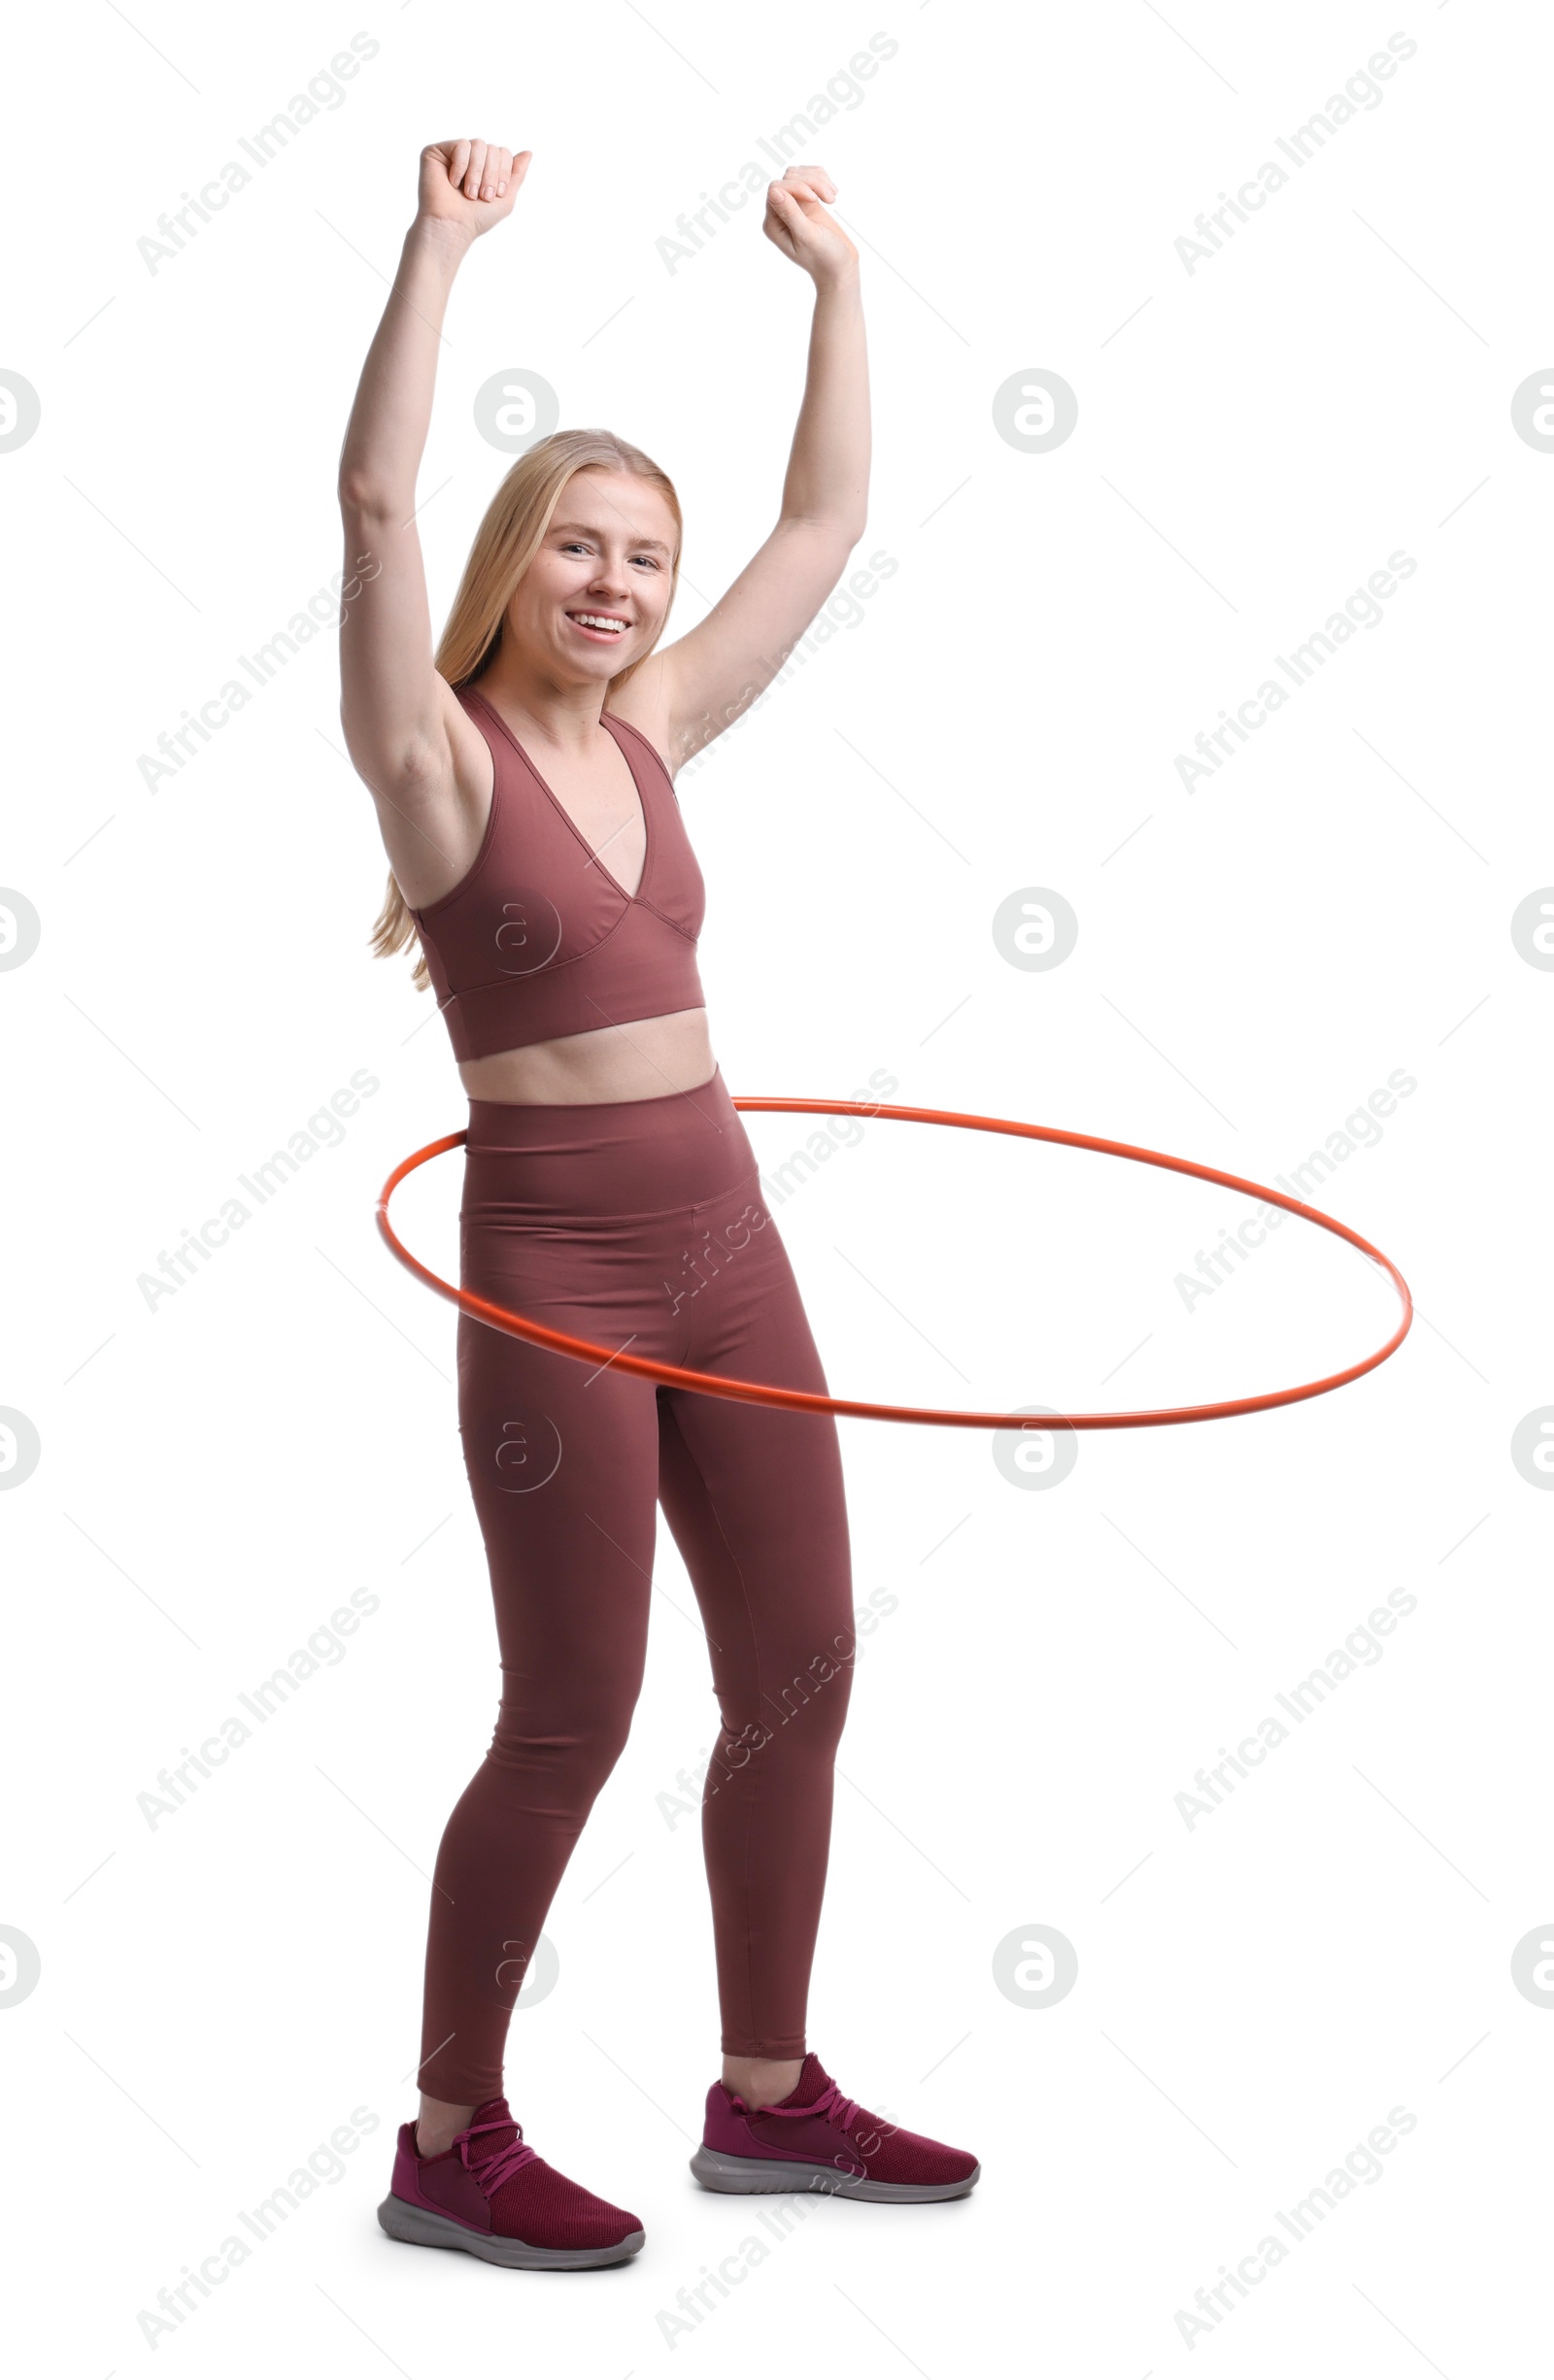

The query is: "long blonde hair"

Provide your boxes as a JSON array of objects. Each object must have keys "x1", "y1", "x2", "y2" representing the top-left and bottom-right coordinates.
[{"x1": 369, "y1": 429, "x2": 683, "y2": 990}]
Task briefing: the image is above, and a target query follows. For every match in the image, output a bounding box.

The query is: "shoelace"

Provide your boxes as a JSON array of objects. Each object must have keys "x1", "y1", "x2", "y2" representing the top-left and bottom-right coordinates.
[
  {"x1": 755, "y1": 2076, "x2": 862, "y2": 2133},
  {"x1": 457, "y1": 2113, "x2": 540, "y2": 2195}
]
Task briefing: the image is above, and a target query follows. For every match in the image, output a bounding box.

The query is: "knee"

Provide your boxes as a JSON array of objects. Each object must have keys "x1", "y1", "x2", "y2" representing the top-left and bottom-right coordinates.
[
  {"x1": 789, "y1": 1681, "x2": 853, "y2": 1757},
  {"x1": 490, "y1": 1683, "x2": 639, "y2": 1799},
  {"x1": 735, "y1": 1650, "x2": 855, "y2": 1759}
]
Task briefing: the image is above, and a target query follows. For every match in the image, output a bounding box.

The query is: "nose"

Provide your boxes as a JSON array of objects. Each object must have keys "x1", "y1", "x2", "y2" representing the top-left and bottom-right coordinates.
[{"x1": 588, "y1": 552, "x2": 631, "y2": 603}]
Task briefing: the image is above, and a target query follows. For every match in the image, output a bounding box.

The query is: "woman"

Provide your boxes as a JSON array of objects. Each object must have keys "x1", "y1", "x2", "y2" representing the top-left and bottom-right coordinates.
[{"x1": 338, "y1": 137, "x2": 978, "y2": 2273}]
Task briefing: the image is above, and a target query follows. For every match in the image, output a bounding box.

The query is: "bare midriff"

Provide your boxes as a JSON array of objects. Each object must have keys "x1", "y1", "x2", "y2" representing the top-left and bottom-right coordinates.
[{"x1": 457, "y1": 1005, "x2": 717, "y2": 1106}]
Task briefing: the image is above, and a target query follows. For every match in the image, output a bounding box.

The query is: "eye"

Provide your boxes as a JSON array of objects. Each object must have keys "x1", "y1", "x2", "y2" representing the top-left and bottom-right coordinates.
[{"x1": 630, "y1": 553, "x2": 661, "y2": 569}]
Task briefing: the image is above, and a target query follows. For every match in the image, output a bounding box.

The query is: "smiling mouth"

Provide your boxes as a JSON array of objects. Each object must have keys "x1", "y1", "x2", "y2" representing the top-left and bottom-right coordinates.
[{"x1": 567, "y1": 612, "x2": 630, "y2": 640}]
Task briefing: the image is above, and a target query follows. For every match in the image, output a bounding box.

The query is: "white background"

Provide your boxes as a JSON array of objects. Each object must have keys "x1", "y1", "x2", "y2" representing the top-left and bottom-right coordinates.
[{"x1": 4, "y1": 2, "x2": 1549, "y2": 2371}]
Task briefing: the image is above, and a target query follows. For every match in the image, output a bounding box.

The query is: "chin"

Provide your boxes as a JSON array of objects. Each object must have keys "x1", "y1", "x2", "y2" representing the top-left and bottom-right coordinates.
[
  {"x1": 559, "y1": 630, "x2": 634, "y2": 669},
  {"x1": 555, "y1": 645, "x2": 623, "y2": 678}
]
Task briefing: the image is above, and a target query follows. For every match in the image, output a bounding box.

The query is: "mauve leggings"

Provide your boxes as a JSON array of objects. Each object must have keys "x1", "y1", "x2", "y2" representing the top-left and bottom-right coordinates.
[{"x1": 418, "y1": 1065, "x2": 855, "y2": 2104}]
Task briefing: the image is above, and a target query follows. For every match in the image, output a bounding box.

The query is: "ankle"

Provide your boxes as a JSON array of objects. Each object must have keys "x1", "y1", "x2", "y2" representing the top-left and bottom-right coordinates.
[
  {"x1": 722, "y1": 2054, "x2": 803, "y2": 2107},
  {"x1": 416, "y1": 2094, "x2": 479, "y2": 2159}
]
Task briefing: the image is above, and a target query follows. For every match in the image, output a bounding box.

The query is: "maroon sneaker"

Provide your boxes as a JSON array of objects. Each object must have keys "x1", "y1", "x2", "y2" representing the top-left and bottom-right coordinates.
[
  {"x1": 690, "y1": 2053, "x2": 979, "y2": 2203},
  {"x1": 378, "y1": 2095, "x2": 645, "y2": 2269}
]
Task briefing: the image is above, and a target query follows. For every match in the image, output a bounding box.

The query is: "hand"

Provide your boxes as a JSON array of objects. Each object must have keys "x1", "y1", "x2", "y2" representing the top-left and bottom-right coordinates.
[
  {"x1": 761, "y1": 166, "x2": 858, "y2": 288},
  {"x1": 417, "y1": 139, "x2": 529, "y2": 240}
]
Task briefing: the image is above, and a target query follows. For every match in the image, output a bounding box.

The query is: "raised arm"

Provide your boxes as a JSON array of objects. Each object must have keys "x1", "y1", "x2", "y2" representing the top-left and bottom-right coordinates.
[
  {"x1": 336, "y1": 141, "x2": 525, "y2": 893},
  {"x1": 620, "y1": 167, "x2": 870, "y2": 770}
]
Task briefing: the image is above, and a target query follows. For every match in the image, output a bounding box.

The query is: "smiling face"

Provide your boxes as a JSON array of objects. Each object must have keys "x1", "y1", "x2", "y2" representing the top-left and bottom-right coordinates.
[{"x1": 505, "y1": 467, "x2": 680, "y2": 686}]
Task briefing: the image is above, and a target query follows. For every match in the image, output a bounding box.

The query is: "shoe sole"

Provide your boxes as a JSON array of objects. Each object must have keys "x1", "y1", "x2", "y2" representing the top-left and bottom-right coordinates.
[
  {"x1": 377, "y1": 2193, "x2": 645, "y2": 2269},
  {"x1": 688, "y1": 2146, "x2": 979, "y2": 2203}
]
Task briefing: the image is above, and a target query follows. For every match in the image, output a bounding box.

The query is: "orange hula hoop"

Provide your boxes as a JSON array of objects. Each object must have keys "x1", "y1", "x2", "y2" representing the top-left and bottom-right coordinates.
[{"x1": 375, "y1": 1096, "x2": 1413, "y2": 1432}]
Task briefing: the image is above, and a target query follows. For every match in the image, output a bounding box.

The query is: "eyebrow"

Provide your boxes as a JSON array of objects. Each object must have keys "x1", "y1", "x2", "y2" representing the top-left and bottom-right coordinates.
[{"x1": 550, "y1": 520, "x2": 674, "y2": 555}]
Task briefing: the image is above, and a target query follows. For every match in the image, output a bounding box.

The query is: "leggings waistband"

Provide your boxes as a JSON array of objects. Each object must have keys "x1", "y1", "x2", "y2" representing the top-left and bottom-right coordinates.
[{"x1": 462, "y1": 1062, "x2": 760, "y2": 1220}]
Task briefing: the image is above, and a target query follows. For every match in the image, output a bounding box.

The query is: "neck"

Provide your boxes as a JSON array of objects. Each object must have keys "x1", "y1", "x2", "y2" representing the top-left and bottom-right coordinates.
[{"x1": 473, "y1": 650, "x2": 614, "y2": 755}]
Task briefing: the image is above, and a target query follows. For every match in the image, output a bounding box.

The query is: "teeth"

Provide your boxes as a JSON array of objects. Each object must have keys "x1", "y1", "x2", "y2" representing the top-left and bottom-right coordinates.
[{"x1": 572, "y1": 613, "x2": 626, "y2": 632}]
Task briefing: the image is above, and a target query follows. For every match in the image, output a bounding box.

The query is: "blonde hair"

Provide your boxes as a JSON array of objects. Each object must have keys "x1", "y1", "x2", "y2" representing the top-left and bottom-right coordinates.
[{"x1": 368, "y1": 429, "x2": 683, "y2": 990}]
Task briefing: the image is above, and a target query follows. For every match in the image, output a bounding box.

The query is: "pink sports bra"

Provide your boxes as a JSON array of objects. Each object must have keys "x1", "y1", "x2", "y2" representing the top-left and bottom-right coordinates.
[{"x1": 409, "y1": 683, "x2": 707, "y2": 1063}]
